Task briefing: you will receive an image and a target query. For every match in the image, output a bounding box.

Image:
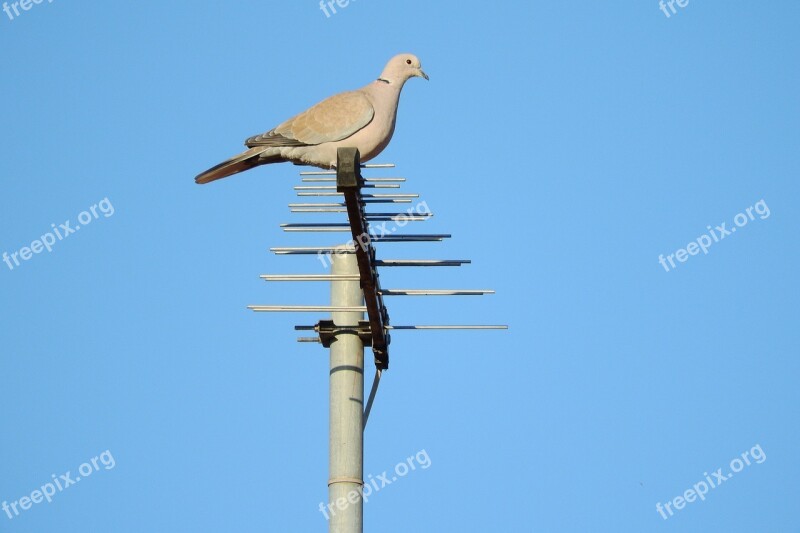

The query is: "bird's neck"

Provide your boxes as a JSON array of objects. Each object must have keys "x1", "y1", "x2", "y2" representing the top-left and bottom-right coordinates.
[{"x1": 373, "y1": 77, "x2": 408, "y2": 91}]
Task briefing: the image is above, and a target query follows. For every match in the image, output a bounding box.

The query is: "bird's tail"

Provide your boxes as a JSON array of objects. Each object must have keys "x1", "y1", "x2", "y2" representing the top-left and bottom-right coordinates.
[{"x1": 195, "y1": 148, "x2": 284, "y2": 184}]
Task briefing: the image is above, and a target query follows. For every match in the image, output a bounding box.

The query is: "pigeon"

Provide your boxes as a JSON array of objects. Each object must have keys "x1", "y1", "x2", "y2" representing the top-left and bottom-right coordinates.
[{"x1": 195, "y1": 54, "x2": 428, "y2": 184}]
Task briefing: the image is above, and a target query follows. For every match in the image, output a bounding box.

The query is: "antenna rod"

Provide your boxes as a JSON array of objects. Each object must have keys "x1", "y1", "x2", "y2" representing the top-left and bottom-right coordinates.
[{"x1": 328, "y1": 249, "x2": 364, "y2": 533}]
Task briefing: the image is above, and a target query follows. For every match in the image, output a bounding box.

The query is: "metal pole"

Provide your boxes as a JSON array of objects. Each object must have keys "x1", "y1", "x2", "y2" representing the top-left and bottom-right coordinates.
[{"x1": 329, "y1": 249, "x2": 364, "y2": 533}]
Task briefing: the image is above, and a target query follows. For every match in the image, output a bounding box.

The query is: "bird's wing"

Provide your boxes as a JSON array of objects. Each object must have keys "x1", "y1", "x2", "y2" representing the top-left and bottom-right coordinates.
[{"x1": 245, "y1": 90, "x2": 374, "y2": 148}]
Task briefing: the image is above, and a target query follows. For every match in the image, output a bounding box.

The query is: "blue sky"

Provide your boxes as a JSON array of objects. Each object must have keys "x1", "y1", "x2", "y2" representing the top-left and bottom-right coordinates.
[{"x1": 1, "y1": 1, "x2": 798, "y2": 531}]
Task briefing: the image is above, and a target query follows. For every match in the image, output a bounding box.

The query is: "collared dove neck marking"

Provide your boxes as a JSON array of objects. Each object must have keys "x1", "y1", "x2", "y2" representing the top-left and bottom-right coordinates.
[{"x1": 195, "y1": 54, "x2": 428, "y2": 185}]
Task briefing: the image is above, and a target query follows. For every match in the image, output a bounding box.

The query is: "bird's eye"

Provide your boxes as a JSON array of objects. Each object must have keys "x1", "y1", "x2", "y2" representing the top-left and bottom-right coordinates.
[{"x1": 406, "y1": 59, "x2": 412, "y2": 65}]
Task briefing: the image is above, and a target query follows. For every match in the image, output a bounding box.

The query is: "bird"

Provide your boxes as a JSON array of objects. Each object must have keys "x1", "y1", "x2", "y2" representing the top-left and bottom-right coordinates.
[{"x1": 195, "y1": 54, "x2": 428, "y2": 185}]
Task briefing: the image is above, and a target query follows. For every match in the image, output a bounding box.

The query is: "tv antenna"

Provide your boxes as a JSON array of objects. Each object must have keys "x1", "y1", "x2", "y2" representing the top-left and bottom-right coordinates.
[{"x1": 249, "y1": 148, "x2": 507, "y2": 532}]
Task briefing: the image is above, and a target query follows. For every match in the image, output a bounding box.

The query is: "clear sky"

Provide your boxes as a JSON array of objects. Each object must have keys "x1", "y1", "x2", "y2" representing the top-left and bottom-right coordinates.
[{"x1": 1, "y1": 1, "x2": 798, "y2": 531}]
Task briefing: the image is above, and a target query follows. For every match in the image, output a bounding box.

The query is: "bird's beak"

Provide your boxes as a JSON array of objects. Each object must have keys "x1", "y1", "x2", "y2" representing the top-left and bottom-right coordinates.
[{"x1": 417, "y1": 68, "x2": 429, "y2": 81}]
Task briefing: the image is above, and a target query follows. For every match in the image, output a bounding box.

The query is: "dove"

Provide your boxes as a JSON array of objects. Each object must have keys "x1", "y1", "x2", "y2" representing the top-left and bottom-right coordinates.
[{"x1": 195, "y1": 54, "x2": 428, "y2": 184}]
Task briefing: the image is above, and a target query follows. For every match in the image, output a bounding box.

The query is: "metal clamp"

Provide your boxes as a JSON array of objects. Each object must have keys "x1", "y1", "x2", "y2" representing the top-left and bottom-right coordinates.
[{"x1": 315, "y1": 320, "x2": 389, "y2": 349}]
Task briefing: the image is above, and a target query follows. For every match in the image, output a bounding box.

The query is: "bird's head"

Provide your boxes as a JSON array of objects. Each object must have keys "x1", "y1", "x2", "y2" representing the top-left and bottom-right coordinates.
[{"x1": 378, "y1": 54, "x2": 429, "y2": 85}]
